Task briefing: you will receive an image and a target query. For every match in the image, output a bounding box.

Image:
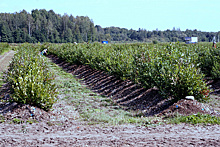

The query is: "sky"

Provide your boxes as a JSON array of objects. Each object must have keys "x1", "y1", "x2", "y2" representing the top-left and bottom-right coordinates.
[{"x1": 0, "y1": 0, "x2": 219, "y2": 32}]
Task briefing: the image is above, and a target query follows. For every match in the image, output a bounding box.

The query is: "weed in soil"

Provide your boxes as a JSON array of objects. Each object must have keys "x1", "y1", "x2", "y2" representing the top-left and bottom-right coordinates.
[
  {"x1": 165, "y1": 113, "x2": 220, "y2": 125},
  {"x1": 0, "y1": 115, "x2": 5, "y2": 123},
  {"x1": 12, "y1": 118, "x2": 24, "y2": 124},
  {"x1": 47, "y1": 121, "x2": 55, "y2": 126},
  {"x1": 26, "y1": 119, "x2": 38, "y2": 124}
]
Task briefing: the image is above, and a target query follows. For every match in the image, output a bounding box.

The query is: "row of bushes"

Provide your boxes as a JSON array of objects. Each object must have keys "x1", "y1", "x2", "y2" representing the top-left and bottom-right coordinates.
[
  {"x1": 198, "y1": 45, "x2": 220, "y2": 79},
  {"x1": 6, "y1": 44, "x2": 57, "y2": 111},
  {"x1": 44, "y1": 42, "x2": 218, "y2": 102}
]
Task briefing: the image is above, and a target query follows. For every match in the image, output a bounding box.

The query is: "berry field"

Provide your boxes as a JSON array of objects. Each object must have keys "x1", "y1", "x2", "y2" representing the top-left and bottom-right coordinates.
[{"x1": 0, "y1": 43, "x2": 219, "y2": 146}]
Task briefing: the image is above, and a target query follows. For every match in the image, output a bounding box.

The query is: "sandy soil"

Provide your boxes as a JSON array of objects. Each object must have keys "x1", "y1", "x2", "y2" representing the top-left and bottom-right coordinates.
[{"x1": 0, "y1": 51, "x2": 220, "y2": 146}]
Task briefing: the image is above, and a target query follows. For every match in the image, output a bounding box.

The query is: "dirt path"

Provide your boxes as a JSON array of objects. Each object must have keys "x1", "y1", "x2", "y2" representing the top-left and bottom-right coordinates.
[
  {"x1": 0, "y1": 50, "x2": 15, "y2": 98},
  {"x1": 0, "y1": 122, "x2": 219, "y2": 146},
  {"x1": 0, "y1": 50, "x2": 15, "y2": 73},
  {"x1": 0, "y1": 51, "x2": 220, "y2": 146}
]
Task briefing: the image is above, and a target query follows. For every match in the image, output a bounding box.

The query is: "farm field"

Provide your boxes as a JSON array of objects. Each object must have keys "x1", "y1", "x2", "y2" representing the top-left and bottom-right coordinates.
[{"x1": 0, "y1": 43, "x2": 220, "y2": 146}]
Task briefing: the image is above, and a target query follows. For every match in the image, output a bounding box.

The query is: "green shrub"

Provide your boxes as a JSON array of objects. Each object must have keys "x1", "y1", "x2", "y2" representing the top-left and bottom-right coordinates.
[
  {"x1": 47, "y1": 42, "x2": 209, "y2": 102},
  {"x1": 134, "y1": 43, "x2": 208, "y2": 101},
  {"x1": 211, "y1": 61, "x2": 220, "y2": 79},
  {"x1": 198, "y1": 46, "x2": 220, "y2": 79},
  {"x1": 6, "y1": 44, "x2": 58, "y2": 111}
]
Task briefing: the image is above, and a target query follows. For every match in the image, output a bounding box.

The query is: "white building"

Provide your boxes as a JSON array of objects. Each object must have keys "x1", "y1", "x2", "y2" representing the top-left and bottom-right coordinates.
[{"x1": 185, "y1": 37, "x2": 198, "y2": 44}]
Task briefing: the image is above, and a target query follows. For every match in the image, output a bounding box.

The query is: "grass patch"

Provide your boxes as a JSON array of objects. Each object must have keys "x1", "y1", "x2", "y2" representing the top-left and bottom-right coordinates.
[
  {"x1": 12, "y1": 118, "x2": 24, "y2": 124},
  {"x1": 166, "y1": 113, "x2": 220, "y2": 125},
  {"x1": 0, "y1": 49, "x2": 9, "y2": 55}
]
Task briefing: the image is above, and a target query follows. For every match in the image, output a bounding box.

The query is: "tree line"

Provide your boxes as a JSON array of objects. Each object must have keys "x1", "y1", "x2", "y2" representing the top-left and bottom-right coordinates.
[{"x1": 0, "y1": 9, "x2": 219, "y2": 43}]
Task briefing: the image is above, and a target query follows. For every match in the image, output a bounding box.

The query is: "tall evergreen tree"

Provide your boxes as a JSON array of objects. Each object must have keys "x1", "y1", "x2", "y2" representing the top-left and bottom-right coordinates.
[{"x1": 0, "y1": 25, "x2": 8, "y2": 42}]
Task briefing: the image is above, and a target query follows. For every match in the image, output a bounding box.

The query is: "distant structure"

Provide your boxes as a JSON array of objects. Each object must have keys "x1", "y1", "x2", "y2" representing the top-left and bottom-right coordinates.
[
  {"x1": 102, "y1": 41, "x2": 108, "y2": 44},
  {"x1": 185, "y1": 37, "x2": 198, "y2": 44}
]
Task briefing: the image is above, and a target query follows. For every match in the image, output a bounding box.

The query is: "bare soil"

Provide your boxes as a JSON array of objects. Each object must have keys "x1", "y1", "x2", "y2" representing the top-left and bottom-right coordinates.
[
  {"x1": 0, "y1": 52, "x2": 220, "y2": 146},
  {"x1": 0, "y1": 122, "x2": 220, "y2": 146}
]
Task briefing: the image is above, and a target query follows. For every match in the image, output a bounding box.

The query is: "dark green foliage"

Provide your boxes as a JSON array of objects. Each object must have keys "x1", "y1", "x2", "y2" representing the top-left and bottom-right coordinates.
[
  {"x1": 0, "y1": 10, "x2": 96, "y2": 43},
  {"x1": 0, "y1": 25, "x2": 9, "y2": 42},
  {"x1": 211, "y1": 61, "x2": 220, "y2": 79},
  {"x1": 197, "y1": 46, "x2": 220, "y2": 79},
  {"x1": 0, "y1": 9, "x2": 219, "y2": 43}
]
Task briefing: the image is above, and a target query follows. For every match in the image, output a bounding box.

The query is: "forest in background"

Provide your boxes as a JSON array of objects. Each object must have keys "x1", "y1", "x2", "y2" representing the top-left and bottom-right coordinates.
[{"x1": 0, "y1": 9, "x2": 219, "y2": 43}]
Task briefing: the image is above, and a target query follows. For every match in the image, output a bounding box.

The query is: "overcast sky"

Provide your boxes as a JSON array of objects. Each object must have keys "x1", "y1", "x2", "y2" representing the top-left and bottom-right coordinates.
[{"x1": 0, "y1": 0, "x2": 219, "y2": 32}]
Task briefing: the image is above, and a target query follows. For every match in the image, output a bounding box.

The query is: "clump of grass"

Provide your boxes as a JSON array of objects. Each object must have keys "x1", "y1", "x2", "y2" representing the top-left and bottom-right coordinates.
[
  {"x1": 0, "y1": 115, "x2": 5, "y2": 123},
  {"x1": 12, "y1": 118, "x2": 24, "y2": 124},
  {"x1": 26, "y1": 119, "x2": 38, "y2": 124},
  {"x1": 166, "y1": 113, "x2": 220, "y2": 125},
  {"x1": 47, "y1": 121, "x2": 55, "y2": 126}
]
